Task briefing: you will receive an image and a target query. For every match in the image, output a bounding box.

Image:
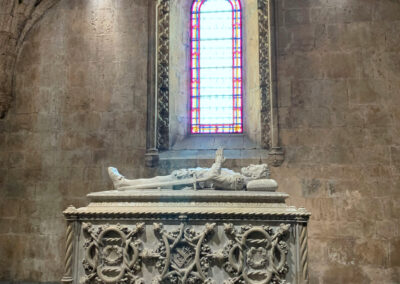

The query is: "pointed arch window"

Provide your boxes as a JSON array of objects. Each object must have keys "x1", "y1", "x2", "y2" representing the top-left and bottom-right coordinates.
[{"x1": 190, "y1": 0, "x2": 243, "y2": 134}]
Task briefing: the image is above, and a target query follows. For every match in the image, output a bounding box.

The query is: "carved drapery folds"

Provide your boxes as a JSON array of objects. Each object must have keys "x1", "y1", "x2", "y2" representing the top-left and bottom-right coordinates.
[
  {"x1": 222, "y1": 223, "x2": 290, "y2": 284},
  {"x1": 156, "y1": 0, "x2": 170, "y2": 150},
  {"x1": 151, "y1": 223, "x2": 216, "y2": 284},
  {"x1": 81, "y1": 223, "x2": 145, "y2": 284}
]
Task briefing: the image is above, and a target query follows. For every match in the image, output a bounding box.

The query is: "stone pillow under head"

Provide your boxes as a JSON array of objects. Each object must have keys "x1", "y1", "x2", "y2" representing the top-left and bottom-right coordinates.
[{"x1": 246, "y1": 179, "x2": 278, "y2": 191}]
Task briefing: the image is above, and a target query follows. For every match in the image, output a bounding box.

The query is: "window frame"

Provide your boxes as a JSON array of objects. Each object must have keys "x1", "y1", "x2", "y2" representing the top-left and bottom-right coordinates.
[{"x1": 145, "y1": 0, "x2": 284, "y2": 166}]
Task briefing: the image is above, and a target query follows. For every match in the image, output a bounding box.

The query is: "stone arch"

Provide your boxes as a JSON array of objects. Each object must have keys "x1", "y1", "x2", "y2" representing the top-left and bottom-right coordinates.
[{"x1": 0, "y1": 0, "x2": 61, "y2": 118}]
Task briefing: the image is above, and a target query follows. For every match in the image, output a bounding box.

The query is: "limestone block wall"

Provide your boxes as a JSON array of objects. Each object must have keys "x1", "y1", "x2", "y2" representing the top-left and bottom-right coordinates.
[
  {"x1": 273, "y1": 1, "x2": 400, "y2": 282},
  {"x1": 0, "y1": 0, "x2": 399, "y2": 283},
  {"x1": 0, "y1": 0, "x2": 61, "y2": 118},
  {"x1": 0, "y1": 0, "x2": 149, "y2": 281}
]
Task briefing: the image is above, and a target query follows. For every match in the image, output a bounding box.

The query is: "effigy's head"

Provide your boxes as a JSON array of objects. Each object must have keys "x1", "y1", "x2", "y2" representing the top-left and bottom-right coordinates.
[{"x1": 240, "y1": 164, "x2": 270, "y2": 179}]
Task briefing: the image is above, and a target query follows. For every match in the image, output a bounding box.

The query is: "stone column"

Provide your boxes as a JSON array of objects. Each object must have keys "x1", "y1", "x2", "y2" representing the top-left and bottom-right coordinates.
[
  {"x1": 61, "y1": 206, "x2": 77, "y2": 284},
  {"x1": 296, "y1": 217, "x2": 309, "y2": 284}
]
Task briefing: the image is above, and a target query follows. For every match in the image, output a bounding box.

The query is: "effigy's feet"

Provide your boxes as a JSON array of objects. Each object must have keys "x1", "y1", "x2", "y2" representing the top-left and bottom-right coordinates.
[{"x1": 108, "y1": 167, "x2": 125, "y2": 189}]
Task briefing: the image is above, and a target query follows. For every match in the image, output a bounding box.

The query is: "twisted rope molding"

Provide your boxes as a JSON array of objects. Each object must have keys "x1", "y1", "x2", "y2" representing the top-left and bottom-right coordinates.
[
  {"x1": 61, "y1": 221, "x2": 74, "y2": 283},
  {"x1": 64, "y1": 211, "x2": 311, "y2": 222},
  {"x1": 299, "y1": 224, "x2": 309, "y2": 283}
]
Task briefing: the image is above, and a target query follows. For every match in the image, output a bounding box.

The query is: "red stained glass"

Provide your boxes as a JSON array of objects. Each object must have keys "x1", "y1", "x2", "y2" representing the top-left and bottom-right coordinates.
[{"x1": 190, "y1": 0, "x2": 243, "y2": 134}]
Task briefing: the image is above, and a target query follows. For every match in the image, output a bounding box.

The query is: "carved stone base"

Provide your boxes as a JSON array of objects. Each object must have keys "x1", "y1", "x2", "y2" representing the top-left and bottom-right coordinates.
[
  {"x1": 63, "y1": 190, "x2": 310, "y2": 283},
  {"x1": 145, "y1": 148, "x2": 160, "y2": 168},
  {"x1": 267, "y1": 147, "x2": 285, "y2": 167}
]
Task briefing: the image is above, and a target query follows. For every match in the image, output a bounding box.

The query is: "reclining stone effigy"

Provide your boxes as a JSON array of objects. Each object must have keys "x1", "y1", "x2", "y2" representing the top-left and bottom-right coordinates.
[{"x1": 108, "y1": 148, "x2": 278, "y2": 191}]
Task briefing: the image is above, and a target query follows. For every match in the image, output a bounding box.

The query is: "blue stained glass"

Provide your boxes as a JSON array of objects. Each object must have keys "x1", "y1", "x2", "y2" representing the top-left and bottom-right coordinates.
[{"x1": 191, "y1": 0, "x2": 243, "y2": 134}]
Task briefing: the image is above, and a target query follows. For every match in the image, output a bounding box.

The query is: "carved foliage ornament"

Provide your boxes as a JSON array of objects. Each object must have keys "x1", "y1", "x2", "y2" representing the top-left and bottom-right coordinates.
[
  {"x1": 81, "y1": 223, "x2": 145, "y2": 284},
  {"x1": 154, "y1": 0, "x2": 275, "y2": 150},
  {"x1": 156, "y1": 0, "x2": 170, "y2": 150},
  {"x1": 80, "y1": 222, "x2": 292, "y2": 283},
  {"x1": 151, "y1": 222, "x2": 216, "y2": 284},
  {"x1": 258, "y1": 0, "x2": 272, "y2": 149},
  {"x1": 222, "y1": 223, "x2": 290, "y2": 284}
]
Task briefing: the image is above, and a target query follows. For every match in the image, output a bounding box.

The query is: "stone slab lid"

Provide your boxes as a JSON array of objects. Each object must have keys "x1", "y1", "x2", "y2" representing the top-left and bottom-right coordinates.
[
  {"x1": 87, "y1": 189, "x2": 289, "y2": 203},
  {"x1": 63, "y1": 190, "x2": 310, "y2": 219}
]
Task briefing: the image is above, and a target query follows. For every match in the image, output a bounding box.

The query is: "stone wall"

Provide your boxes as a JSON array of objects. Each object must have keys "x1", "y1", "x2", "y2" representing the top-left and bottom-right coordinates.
[
  {"x1": 0, "y1": 0, "x2": 149, "y2": 281},
  {"x1": 273, "y1": 0, "x2": 400, "y2": 282},
  {"x1": 0, "y1": 0, "x2": 61, "y2": 118},
  {"x1": 0, "y1": 0, "x2": 399, "y2": 283}
]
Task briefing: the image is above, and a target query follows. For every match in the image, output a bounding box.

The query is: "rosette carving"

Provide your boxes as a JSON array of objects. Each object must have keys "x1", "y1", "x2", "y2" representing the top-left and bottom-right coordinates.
[
  {"x1": 222, "y1": 223, "x2": 290, "y2": 284},
  {"x1": 151, "y1": 223, "x2": 216, "y2": 284},
  {"x1": 81, "y1": 223, "x2": 145, "y2": 284}
]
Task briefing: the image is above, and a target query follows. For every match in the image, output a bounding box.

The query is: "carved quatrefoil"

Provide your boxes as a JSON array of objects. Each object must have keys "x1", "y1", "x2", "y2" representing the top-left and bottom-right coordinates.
[
  {"x1": 81, "y1": 223, "x2": 145, "y2": 284},
  {"x1": 222, "y1": 223, "x2": 290, "y2": 284}
]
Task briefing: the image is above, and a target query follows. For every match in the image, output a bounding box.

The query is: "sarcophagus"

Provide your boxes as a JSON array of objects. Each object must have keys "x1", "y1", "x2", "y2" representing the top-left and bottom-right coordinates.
[{"x1": 61, "y1": 190, "x2": 310, "y2": 283}]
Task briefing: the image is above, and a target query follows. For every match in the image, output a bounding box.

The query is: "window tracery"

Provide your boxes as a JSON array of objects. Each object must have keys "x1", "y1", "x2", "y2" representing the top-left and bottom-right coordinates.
[{"x1": 146, "y1": 0, "x2": 284, "y2": 166}]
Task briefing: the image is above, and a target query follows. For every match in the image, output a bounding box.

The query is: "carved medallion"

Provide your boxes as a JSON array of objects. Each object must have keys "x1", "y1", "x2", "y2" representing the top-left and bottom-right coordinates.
[
  {"x1": 81, "y1": 223, "x2": 145, "y2": 284},
  {"x1": 222, "y1": 223, "x2": 290, "y2": 284},
  {"x1": 151, "y1": 223, "x2": 216, "y2": 284}
]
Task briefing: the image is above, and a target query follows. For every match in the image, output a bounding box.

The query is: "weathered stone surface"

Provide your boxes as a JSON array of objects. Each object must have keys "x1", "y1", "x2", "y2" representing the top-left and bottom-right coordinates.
[
  {"x1": 63, "y1": 191, "x2": 309, "y2": 283},
  {"x1": 0, "y1": 0, "x2": 62, "y2": 118},
  {"x1": 0, "y1": 0, "x2": 399, "y2": 283},
  {"x1": 273, "y1": 1, "x2": 399, "y2": 282},
  {"x1": 0, "y1": 0, "x2": 149, "y2": 281}
]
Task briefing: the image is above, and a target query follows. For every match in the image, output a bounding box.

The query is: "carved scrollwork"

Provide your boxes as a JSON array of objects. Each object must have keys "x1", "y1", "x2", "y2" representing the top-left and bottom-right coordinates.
[
  {"x1": 222, "y1": 223, "x2": 290, "y2": 284},
  {"x1": 81, "y1": 223, "x2": 145, "y2": 284},
  {"x1": 151, "y1": 222, "x2": 216, "y2": 284}
]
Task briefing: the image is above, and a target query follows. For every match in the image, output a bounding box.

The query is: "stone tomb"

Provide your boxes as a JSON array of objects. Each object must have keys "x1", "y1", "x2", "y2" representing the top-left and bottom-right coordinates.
[{"x1": 61, "y1": 189, "x2": 310, "y2": 283}]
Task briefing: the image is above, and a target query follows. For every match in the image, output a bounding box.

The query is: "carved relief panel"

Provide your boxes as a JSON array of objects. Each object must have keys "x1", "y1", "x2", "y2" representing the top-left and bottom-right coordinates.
[
  {"x1": 151, "y1": 223, "x2": 216, "y2": 283},
  {"x1": 62, "y1": 191, "x2": 309, "y2": 283},
  {"x1": 70, "y1": 221, "x2": 303, "y2": 283},
  {"x1": 222, "y1": 224, "x2": 290, "y2": 284},
  {"x1": 81, "y1": 223, "x2": 145, "y2": 283}
]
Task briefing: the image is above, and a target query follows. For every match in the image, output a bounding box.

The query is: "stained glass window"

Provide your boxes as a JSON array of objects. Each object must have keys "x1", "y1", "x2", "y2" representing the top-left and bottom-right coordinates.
[{"x1": 191, "y1": 0, "x2": 243, "y2": 134}]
